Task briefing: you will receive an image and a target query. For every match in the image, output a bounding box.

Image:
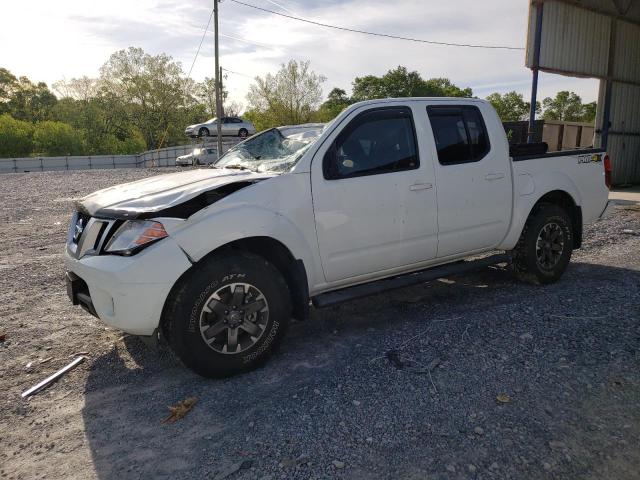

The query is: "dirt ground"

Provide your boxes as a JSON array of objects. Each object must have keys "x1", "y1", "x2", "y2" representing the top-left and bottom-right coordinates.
[{"x1": 1, "y1": 168, "x2": 639, "y2": 480}]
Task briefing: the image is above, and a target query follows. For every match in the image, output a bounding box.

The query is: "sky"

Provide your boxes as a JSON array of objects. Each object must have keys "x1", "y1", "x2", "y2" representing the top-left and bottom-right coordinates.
[{"x1": 0, "y1": 0, "x2": 600, "y2": 108}]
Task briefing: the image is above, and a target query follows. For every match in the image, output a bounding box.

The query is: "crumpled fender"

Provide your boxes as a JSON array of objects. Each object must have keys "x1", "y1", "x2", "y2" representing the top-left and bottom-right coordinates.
[{"x1": 164, "y1": 173, "x2": 323, "y2": 289}]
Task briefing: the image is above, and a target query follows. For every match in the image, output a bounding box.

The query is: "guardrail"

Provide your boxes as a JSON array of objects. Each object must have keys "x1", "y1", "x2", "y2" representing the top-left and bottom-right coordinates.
[{"x1": 0, "y1": 137, "x2": 241, "y2": 174}]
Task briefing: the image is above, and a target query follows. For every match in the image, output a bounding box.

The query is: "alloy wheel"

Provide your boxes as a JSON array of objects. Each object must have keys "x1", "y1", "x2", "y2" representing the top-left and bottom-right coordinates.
[{"x1": 199, "y1": 283, "x2": 269, "y2": 354}]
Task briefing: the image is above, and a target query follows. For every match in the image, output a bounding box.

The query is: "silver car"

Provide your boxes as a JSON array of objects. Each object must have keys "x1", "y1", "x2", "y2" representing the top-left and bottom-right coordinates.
[
  {"x1": 184, "y1": 117, "x2": 256, "y2": 139},
  {"x1": 176, "y1": 147, "x2": 218, "y2": 166}
]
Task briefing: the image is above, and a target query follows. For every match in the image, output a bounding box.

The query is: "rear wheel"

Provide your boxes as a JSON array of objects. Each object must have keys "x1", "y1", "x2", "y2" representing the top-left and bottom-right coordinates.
[
  {"x1": 164, "y1": 252, "x2": 291, "y2": 378},
  {"x1": 238, "y1": 128, "x2": 248, "y2": 138},
  {"x1": 512, "y1": 203, "x2": 573, "y2": 284}
]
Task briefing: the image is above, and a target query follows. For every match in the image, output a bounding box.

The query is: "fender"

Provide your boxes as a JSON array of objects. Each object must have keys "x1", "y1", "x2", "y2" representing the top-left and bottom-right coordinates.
[
  {"x1": 164, "y1": 173, "x2": 324, "y2": 290},
  {"x1": 499, "y1": 169, "x2": 581, "y2": 250}
]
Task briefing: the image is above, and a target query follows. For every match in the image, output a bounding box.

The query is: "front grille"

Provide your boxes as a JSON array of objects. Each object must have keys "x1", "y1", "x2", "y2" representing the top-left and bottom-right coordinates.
[{"x1": 67, "y1": 212, "x2": 118, "y2": 259}]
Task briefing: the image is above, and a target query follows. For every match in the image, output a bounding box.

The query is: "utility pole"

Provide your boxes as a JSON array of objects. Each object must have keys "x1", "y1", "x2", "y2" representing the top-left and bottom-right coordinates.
[{"x1": 213, "y1": 0, "x2": 223, "y2": 158}]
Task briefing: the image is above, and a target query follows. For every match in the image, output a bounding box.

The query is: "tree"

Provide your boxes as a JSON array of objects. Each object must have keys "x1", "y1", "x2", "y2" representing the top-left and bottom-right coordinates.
[
  {"x1": 52, "y1": 76, "x2": 99, "y2": 102},
  {"x1": 3, "y1": 74, "x2": 57, "y2": 122},
  {"x1": 0, "y1": 114, "x2": 33, "y2": 157},
  {"x1": 351, "y1": 66, "x2": 472, "y2": 101},
  {"x1": 314, "y1": 87, "x2": 352, "y2": 121},
  {"x1": 0, "y1": 68, "x2": 18, "y2": 115},
  {"x1": 99, "y1": 47, "x2": 195, "y2": 149},
  {"x1": 33, "y1": 120, "x2": 82, "y2": 156},
  {"x1": 542, "y1": 91, "x2": 586, "y2": 122},
  {"x1": 194, "y1": 76, "x2": 228, "y2": 118},
  {"x1": 582, "y1": 101, "x2": 597, "y2": 123},
  {"x1": 247, "y1": 60, "x2": 325, "y2": 128},
  {"x1": 224, "y1": 100, "x2": 244, "y2": 118},
  {"x1": 486, "y1": 91, "x2": 540, "y2": 122}
]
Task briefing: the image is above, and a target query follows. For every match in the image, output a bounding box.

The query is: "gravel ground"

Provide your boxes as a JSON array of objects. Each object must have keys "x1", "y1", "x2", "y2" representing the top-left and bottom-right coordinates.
[{"x1": 1, "y1": 168, "x2": 639, "y2": 480}]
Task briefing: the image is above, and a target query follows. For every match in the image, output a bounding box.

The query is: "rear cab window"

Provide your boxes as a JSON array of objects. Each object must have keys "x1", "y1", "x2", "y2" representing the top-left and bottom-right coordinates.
[{"x1": 427, "y1": 105, "x2": 490, "y2": 165}]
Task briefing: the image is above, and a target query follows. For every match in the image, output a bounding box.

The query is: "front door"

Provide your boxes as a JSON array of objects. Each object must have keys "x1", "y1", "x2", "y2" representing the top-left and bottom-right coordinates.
[{"x1": 311, "y1": 105, "x2": 438, "y2": 283}]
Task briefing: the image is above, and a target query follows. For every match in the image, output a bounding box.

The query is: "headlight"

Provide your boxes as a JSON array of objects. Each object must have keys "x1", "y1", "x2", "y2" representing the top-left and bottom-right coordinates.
[
  {"x1": 104, "y1": 220, "x2": 168, "y2": 255},
  {"x1": 193, "y1": 148, "x2": 202, "y2": 155}
]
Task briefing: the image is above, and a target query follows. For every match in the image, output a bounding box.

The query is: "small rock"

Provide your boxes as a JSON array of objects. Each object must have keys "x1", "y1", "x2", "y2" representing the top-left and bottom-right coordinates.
[
  {"x1": 428, "y1": 357, "x2": 442, "y2": 370},
  {"x1": 352, "y1": 400, "x2": 361, "y2": 406},
  {"x1": 520, "y1": 332, "x2": 533, "y2": 340},
  {"x1": 622, "y1": 229, "x2": 636, "y2": 235},
  {"x1": 489, "y1": 462, "x2": 499, "y2": 470},
  {"x1": 248, "y1": 422, "x2": 254, "y2": 428},
  {"x1": 543, "y1": 462, "x2": 552, "y2": 470},
  {"x1": 468, "y1": 464, "x2": 477, "y2": 473},
  {"x1": 474, "y1": 426, "x2": 484, "y2": 435},
  {"x1": 332, "y1": 460, "x2": 345, "y2": 469},
  {"x1": 366, "y1": 437, "x2": 373, "y2": 443},
  {"x1": 446, "y1": 465, "x2": 456, "y2": 473},
  {"x1": 313, "y1": 389, "x2": 320, "y2": 395},
  {"x1": 548, "y1": 440, "x2": 566, "y2": 450}
]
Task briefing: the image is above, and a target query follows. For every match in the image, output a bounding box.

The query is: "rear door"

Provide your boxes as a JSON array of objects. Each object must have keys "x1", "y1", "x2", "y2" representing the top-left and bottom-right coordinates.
[
  {"x1": 311, "y1": 104, "x2": 439, "y2": 283},
  {"x1": 426, "y1": 103, "x2": 512, "y2": 257}
]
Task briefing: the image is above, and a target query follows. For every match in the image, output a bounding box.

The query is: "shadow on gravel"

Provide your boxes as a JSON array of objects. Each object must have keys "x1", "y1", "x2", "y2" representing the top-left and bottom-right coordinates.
[{"x1": 82, "y1": 262, "x2": 640, "y2": 480}]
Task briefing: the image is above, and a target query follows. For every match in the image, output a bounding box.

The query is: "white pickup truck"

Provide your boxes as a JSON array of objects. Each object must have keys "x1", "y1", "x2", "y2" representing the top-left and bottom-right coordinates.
[{"x1": 65, "y1": 98, "x2": 612, "y2": 377}]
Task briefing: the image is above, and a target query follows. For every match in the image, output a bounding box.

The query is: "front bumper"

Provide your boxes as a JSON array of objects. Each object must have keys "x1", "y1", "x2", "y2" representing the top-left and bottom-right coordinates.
[{"x1": 64, "y1": 237, "x2": 192, "y2": 335}]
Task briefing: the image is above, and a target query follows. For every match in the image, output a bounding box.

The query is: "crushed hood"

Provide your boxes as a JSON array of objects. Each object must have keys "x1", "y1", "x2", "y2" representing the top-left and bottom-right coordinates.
[{"x1": 80, "y1": 168, "x2": 276, "y2": 218}]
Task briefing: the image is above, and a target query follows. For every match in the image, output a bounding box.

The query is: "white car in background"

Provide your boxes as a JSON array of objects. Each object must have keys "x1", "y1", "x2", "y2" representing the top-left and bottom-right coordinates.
[
  {"x1": 176, "y1": 147, "x2": 217, "y2": 166},
  {"x1": 185, "y1": 117, "x2": 257, "y2": 138}
]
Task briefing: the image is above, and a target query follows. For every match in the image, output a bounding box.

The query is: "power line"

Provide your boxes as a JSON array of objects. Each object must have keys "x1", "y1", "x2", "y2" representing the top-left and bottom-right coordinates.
[
  {"x1": 186, "y1": 6, "x2": 215, "y2": 80},
  {"x1": 229, "y1": 0, "x2": 525, "y2": 51},
  {"x1": 222, "y1": 67, "x2": 255, "y2": 79}
]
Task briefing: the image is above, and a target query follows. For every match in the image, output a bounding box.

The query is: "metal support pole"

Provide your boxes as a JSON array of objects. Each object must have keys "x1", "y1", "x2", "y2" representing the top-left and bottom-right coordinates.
[
  {"x1": 600, "y1": 20, "x2": 617, "y2": 150},
  {"x1": 213, "y1": 0, "x2": 223, "y2": 158},
  {"x1": 528, "y1": 1, "x2": 544, "y2": 143}
]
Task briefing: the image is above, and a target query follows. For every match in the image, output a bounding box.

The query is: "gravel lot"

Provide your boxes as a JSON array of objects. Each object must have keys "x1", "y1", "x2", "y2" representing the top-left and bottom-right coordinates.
[{"x1": 1, "y1": 168, "x2": 639, "y2": 480}]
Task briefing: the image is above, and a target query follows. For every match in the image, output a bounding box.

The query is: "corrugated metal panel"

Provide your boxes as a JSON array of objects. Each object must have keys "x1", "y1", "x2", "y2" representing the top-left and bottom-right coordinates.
[
  {"x1": 613, "y1": 20, "x2": 640, "y2": 83},
  {"x1": 610, "y1": 82, "x2": 640, "y2": 132},
  {"x1": 608, "y1": 134, "x2": 640, "y2": 184},
  {"x1": 526, "y1": 1, "x2": 611, "y2": 77}
]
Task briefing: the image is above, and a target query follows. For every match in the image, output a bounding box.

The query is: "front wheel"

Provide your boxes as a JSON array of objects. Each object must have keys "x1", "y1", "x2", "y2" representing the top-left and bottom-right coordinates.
[
  {"x1": 512, "y1": 203, "x2": 573, "y2": 284},
  {"x1": 198, "y1": 127, "x2": 209, "y2": 137},
  {"x1": 163, "y1": 252, "x2": 291, "y2": 378},
  {"x1": 238, "y1": 128, "x2": 248, "y2": 138}
]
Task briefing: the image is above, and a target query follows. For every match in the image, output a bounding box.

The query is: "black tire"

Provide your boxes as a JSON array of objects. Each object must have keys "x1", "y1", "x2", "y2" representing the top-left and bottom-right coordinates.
[
  {"x1": 512, "y1": 203, "x2": 573, "y2": 284},
  {"x1": 163, "y1": 252, "x2": 291, "y2": 378},
  {"x1": 238, "y1": 128, "x2": 248, "y2": 138},
  {"x1": 198, "y1": 127, "x2": 209, "y2": 137}
]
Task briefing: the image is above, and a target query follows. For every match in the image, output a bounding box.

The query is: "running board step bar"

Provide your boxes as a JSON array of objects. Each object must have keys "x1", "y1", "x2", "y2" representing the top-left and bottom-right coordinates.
[{"x1": 312, "y1": 253, "x2": 510, "y2": 309}]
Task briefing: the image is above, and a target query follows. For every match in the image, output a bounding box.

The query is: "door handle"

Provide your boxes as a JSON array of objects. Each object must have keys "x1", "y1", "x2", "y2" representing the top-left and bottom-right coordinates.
[
  {"x1": 409, "y1": 183, "x2": 433, "y2": 191},
  {"x1": 484, "y1": 173, "x2": 505, "y2": 181}
]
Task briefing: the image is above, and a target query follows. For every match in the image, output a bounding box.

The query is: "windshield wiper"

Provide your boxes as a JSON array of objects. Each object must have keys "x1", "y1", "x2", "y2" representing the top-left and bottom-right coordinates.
[{"x1": 223, "y1": 164, "x2": 252, "y2": 171}]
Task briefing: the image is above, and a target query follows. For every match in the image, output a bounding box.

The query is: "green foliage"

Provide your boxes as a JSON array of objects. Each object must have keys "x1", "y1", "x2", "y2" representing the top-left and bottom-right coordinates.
[
  {"x1": 542, "y1": 91, "x2": 594, "y2": 122},
  {"x1": 99, "y1": 47, "x2": 197, "y2": 149},
  {"x1": 351, "y1": 66, "x2": 472, "y2": 102},
  {"x1": 0, "y1": 114, "x2": 34, "y2": 157},
  {"x1": 486, "y1": 91, "x2": 540, "y2": 122},
  {"x1": 582, "y1": 101, "x2": 597, "y2": 123},
  {"x1": 314, "y1": 87, "x2": 352, "y2": 122},
  {"x1": 247, "y1": 60, "x2": 325, "y2": 129},
  {"x1": 33, "y1": 121, "x2": 82, "y2": 156}
]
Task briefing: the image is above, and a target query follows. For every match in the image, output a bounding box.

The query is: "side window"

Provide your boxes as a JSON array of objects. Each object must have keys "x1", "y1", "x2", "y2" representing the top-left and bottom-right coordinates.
[
  {"x1": 427, "y1": 106, "x2": 490, "y2": 165},
  {"x1": 232, "y1": 118, "x2": 243, "y2": 123},
  {"x1": 323, "y1": 107, "x2": 419, "y2": 180},
  {"x1": 221, "y1": 118, "x2": 230, "y2": 124}
]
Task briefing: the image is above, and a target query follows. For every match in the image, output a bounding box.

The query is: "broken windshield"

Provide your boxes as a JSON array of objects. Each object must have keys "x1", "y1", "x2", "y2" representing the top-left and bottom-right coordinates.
[{"x1": 213, "y1": 127, "x2": 322, "y2": 173}]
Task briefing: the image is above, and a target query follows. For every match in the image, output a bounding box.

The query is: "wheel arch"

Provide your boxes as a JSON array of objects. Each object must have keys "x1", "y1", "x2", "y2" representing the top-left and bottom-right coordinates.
[
  {"x1": 161, "y1": 236, "x2": 310, "y2": 339},
  {"x1": 501, "y1": 188, "x2": 583, "y2": 251}
]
